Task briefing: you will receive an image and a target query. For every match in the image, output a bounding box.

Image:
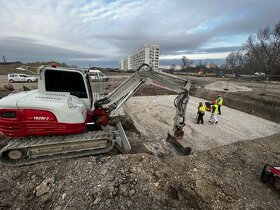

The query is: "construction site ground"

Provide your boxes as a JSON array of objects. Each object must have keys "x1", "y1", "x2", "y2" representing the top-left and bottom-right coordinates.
[{"x1": 0, "y1": 72, "x2": 280, "y2": 210}]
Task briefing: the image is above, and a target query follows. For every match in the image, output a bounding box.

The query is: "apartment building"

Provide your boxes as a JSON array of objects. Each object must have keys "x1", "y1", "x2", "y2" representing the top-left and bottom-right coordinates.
[
  {"x1": 122, "y1": 56, "x2": 131, "y2": 71},
  {"x1": 120, "y1": 44, "x2": 160, "y2": 71}
]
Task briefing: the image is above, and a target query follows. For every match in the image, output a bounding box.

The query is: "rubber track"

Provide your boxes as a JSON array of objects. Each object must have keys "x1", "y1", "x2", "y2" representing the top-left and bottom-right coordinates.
[{"x1": 0, "y1": 131, "x2": 115, "y2": 166}]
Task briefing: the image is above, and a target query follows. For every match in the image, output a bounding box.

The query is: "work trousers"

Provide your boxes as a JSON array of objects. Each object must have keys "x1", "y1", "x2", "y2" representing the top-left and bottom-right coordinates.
[
  {"x1": 197, "y1": 112, "x2": 204, "y2": 124},
  {"x1": 218, "y1": 105, "x2": 222, "y2": 115},
  {"x1": 210, "y1": 114, "x2": 218, "y2": 123}
]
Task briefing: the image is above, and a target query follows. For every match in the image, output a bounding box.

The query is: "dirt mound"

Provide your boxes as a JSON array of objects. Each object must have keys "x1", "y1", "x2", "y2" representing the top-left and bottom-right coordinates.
[
  {"x1": 205, "y1": 81, "x2": 252, "y2": 92},
  {"x1": 0, "y1": 133, "x2": 279, "y2": 210}
]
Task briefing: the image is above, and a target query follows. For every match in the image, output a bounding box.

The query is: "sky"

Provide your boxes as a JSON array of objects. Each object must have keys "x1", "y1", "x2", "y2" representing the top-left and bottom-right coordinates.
[{"x1": 0, "y1": 0, "x2": 279, "y2": 68}]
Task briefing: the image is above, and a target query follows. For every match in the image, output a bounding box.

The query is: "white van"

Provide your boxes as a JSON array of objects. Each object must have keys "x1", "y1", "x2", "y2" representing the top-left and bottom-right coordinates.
[{"x1": 89, "y1": 69, "x2": 109, "y2": 82}]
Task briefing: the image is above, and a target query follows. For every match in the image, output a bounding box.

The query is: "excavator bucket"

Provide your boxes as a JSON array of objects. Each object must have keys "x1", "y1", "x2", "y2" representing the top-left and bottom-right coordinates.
[
  {"x1": 166, "y1": 131, "x2": 191, "y2": 156},
  {"x1": 114, "y1": 122, "x2": 131, "y2": 153}
]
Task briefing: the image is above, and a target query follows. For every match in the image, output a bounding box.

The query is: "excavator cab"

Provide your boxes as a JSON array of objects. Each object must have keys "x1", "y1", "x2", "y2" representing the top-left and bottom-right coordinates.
[{"x1": 39, "y1": 66, "x2": 93, "y2": 110}]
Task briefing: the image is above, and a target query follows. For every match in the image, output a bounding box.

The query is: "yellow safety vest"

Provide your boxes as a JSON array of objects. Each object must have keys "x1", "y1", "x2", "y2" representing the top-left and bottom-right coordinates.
[
  {"x1": 217, "y1": 97, "x2": 223, "y2": 105},
  {"x1": 199, "y1": 105, "x2": 206, "y2": 113},
  {"x1": 212, "y1": 104, "x2": 219, "y2": 114}
]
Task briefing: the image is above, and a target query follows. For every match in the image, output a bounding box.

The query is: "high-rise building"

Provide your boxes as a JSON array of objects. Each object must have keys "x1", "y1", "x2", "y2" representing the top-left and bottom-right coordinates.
[
  {"x1": 122, "y1": 56, "x2": 131, "y2": 71},
  {"x1": 120, "y1": 44, "x2": 160, "y2": 71}
]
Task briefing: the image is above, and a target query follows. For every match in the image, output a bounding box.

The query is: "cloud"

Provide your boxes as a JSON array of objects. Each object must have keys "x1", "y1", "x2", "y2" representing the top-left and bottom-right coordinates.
[
  {"x1": 0, "y1": 36, "x2": 104, "y2": 64},
  {"x1": 0, "y1": 0, "x2": 279, "y2": 67}
]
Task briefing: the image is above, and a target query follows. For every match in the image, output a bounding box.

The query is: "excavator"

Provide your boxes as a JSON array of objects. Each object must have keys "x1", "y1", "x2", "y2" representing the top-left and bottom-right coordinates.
[{"x1": 0, "y1": 63, "x2": 191, "y2": 166}]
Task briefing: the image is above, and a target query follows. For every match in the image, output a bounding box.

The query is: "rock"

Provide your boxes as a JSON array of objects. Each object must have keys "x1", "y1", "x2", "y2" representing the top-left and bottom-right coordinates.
[
  {"x1": 35, "y1": 177, "x2": 55, "y2": 197},
  {"x1": 4, "y1": 84, "x2": 14, "y2": 91},
  {"x1": 93, "y1": 197, "x2": 101, "y2": 205},
  {"x1": 31, "y1": 175, "x2": 36, "y2": 180},
  {"x1": 195, "y1": 180, "x2": 217, "y2": 203},
  {"x1": 53, "y1": 206, "x2": 62, "y2": 210},
  {"x1": 119, "y1": 184, "x2": 129, "y2": 197},
  {"x1": 120, "y1": 205, "x2": 126, "y2": 210},
  {"x1": 129, "y1": 189, "x2": 135, "y2": 197},
  {"x1": 127, "y1": 201, "x2": 133, "y2": 208},
  {"x1": 105, "y1": 199, "x2": 111, "y2": 207},
  {"x1": 153, "y1": 182, "x2": 160, "y2": 187}
]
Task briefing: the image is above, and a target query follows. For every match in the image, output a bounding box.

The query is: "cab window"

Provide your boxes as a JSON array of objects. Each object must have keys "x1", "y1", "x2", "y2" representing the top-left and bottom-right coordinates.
[{"x1": 45, "y1": 70, "x2": 88, "y2": 98}]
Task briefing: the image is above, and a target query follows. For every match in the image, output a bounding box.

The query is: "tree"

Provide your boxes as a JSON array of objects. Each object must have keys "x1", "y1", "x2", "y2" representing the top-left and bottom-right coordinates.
[
  {"x1": 181, "y1": 56, "x2": 193, "y2": 72},
  {"x1": 225, "y1": 51, "x2": 243, "y2": 74},
  {"x1": 243, "y1": 22, "x2": 280, "y2": 75},
  {"x1": 168, "y1": 64, "x2": 176, "y2": 74}
]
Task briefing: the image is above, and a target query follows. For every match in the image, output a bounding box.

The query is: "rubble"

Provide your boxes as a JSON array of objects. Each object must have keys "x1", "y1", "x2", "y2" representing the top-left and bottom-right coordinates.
[{"x1": 35, "y1": 177, "x2": 55, "y2": 197}]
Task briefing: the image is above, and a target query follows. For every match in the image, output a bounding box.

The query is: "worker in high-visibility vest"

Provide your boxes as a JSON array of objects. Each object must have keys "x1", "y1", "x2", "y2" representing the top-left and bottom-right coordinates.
[
  {"x1": 216, "y1": 96, "x2": 223, "y2": 115},
  {"x1": 197, "y1": 102, "x2": 206, "y2": 124},
  {"x1": 209, "y1": 101, "x2": 219, "y2": 124}
]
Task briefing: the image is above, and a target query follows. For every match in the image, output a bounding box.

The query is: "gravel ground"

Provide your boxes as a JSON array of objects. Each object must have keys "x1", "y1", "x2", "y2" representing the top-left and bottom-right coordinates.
[
  {"x1": 124, "y1": 95, "x2": 279, "y2": 152},
  {"x1": 204, "y1": 81, "x2": 252, "y2": 92}
]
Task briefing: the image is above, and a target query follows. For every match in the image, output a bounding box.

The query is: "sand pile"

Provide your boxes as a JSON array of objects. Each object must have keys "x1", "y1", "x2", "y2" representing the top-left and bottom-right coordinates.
[{"x1": 205, "y1": 81, "x2": 252, "y2": 92}]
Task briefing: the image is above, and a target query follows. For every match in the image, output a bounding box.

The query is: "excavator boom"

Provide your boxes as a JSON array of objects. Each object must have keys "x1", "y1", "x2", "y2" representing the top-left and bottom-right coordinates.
[{"x1": 95, "y1": 64, "x2": 191, "y2": 130}]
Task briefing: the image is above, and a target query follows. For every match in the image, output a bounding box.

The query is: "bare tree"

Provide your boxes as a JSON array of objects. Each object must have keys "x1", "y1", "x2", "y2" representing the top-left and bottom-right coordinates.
[
  {"x1": 181, "y1": 56, "x2": 193, "y2": 72},
  {"x1": 168, "y1": 64, "x2": 176, "y2": 74},
  {"x1": 225, "y1": 51, "x2": 243, "y2": 74},
  {"x1": 243, "y1": 22, "x2": 280, "y2": 75}
]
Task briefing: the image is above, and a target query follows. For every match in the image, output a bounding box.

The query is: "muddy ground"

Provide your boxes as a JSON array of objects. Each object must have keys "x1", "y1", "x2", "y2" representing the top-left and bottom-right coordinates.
[{"x1": 0, "y1": 72, "x2": 280, "y2": 209}]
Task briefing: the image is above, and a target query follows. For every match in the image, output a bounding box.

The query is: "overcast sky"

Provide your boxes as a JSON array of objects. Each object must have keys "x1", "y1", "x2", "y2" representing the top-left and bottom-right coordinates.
[{"x1": 0, "y1": 0, "x2": 279, "y2": 67}]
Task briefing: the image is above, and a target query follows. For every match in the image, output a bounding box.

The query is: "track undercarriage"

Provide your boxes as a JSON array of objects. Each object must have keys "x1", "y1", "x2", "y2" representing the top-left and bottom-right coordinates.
[{"x1": 0, "y1": 122, "x2": 130, "y2": 166}]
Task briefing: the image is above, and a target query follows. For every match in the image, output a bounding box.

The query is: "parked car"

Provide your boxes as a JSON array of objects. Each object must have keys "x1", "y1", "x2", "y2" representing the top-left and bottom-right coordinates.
[
  {"x1": 254, "y1": 72, "x2": 265, "y2": 76},
  {"x1": 8, "y1": 73, "x2": 38, "y2": 83},
  {"x1": 216, "y1": 71, "x2": 225, "y2": 78},
  {"x1": 89, "y1": 69, "x2": 109, "y2": 82}
]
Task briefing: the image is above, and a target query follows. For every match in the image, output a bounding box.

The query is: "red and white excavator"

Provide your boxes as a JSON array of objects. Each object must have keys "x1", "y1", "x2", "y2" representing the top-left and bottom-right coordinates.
[{"x1": 0, "y1": 64, "x2": 191, "y2": 166}]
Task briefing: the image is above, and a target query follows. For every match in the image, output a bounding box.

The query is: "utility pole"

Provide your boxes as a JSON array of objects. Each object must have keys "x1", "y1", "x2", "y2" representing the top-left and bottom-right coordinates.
[{"x1": 2, "y1": 56, "x2": 6, "y2": 63}]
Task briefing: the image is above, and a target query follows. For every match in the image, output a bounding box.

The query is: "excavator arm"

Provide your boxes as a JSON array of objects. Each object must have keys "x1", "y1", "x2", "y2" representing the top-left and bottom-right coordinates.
[{"x1": 95, "y1": 63, "x2": 191, "y2": 132}]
